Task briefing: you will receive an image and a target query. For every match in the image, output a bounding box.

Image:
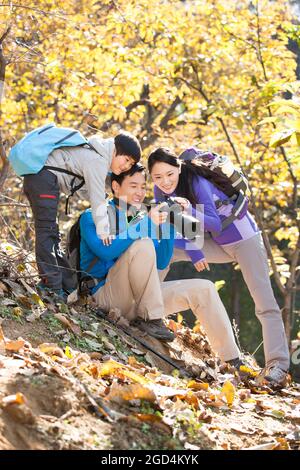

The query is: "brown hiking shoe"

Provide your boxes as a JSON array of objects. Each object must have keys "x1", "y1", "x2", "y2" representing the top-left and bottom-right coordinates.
[
  {"x1": 132, "y1": 318, "x2": 176, "y2": 342},
  {"x1": 263, "y1": 366, "x2": 289, "y2": 390}
]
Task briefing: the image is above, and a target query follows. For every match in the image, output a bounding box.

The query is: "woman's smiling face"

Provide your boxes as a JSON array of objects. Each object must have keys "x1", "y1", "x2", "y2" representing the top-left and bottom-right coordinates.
[{"x1": 150, "y1": 161, "x2": 180, "y2": 194}]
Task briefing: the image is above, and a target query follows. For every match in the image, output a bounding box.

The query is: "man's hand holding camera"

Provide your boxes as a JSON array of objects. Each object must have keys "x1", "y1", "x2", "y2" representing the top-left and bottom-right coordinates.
[{"x1": 149, "y1": 203, "x2": 168, "y2": 225}]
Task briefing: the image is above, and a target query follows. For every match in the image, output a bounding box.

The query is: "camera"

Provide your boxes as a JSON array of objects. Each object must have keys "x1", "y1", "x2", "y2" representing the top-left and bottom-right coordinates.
[{"x1": 158, "y1": 197, "x2": 201, "y2": 240}]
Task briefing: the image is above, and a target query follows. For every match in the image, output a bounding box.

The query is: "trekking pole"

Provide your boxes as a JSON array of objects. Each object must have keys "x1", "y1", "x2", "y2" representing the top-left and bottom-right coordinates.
[{"x1": 94, "y1": 309, "x2": 191, "y2": 377}]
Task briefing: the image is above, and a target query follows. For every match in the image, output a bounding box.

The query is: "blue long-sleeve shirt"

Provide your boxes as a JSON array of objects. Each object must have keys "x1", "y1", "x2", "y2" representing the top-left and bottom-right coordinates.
[
  {"x1": 80, "y1": 201, "x2": 175, "y2": 293},
  {"x1": 154, "y1": 175, "x2": 258, "y2": 263}
]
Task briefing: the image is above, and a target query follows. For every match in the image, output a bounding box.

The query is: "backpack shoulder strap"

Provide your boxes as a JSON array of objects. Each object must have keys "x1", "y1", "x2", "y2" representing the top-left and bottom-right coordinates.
[
  {"x1": 86, "y1": 142, "x2": 102, "y2": 156},
  {"x1": 211, "y1": 192, "x2": 248, "y2": 236},
  {"x1": 87, "y1": 256, "x2": 99, "y2": 273},
  {"x1": 44, "y1": 142, "x2": 103, "y2": 214},
  {"x1": 43, "y1": 165, "x2": 84, "y2": 180}
]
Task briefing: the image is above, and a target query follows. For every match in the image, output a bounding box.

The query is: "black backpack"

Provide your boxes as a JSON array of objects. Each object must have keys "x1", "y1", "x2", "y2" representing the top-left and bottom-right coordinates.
[
  {"x1": 179, "y1": 148, "x2": 249, "y2": 232},
  {"x1": 66, "y1": 215, "x2": 99, "y2": 294}
]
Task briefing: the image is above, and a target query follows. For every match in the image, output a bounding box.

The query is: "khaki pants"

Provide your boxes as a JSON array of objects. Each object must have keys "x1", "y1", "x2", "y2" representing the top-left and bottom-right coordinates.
[
  {"x1": 159, "y1": 233, "x2": 290, "y2": 370},
  {"x1": 162, "y1": 278, "x2": 240, "y2": 361},
  {"x1": 93, "y1": 239, "x2": 164, "y2": 322},
  {"x1": 93, "y1": 239, "x2": 240, "y2": 362}
]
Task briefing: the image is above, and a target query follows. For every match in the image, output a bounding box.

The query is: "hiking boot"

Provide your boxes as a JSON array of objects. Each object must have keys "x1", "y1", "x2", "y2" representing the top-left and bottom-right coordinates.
[
  {"x1": 226, "y1": 357, "x2": 260, "y2": 382},
  {"x1": 37, "y1": 284, "x2": 68, "y2": 303},
  {"x1": 227, "y1": 357, "x2": 245, "y2": 370},
  {"x1": 132, "y1": 318, "x2": 176, "y2": 342},
  {"x1": 264, "y1": 366, "x2": 288, "y2": 390}
]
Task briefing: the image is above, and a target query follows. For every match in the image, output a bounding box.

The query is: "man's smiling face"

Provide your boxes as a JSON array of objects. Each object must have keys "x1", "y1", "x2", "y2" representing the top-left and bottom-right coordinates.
[{"x1": 112, "y1": 171, "x2": 147, "y2": 208}]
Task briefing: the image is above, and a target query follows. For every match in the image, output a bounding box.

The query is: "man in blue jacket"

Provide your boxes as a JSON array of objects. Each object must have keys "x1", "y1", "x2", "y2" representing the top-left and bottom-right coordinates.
[
  {"x1": 79, "y1": 164, "x2": 242, "y2": 365},
  {"x1": 79, "y1": 163, "x2": 176, "y2": 341}
]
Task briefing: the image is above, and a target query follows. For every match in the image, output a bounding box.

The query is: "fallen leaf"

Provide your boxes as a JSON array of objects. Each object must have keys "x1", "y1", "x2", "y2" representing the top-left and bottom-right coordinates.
[
  {"x1": 131, "y1": 348, "x2": 145, "y2": 355},
  {"x1": 31, "y1": 293, "x2": 45, "y2": 308},
  {"x1": 215, "y1": 280, "x2": 225, "y2": 291},
  {"x1": 272, "y1": 438, "x2": 291, "y2": 450},
  {"x1": 116, "y1": 350, "x2": 128, "y2": 362},
  {"x1": 177, "y1": 313, "x2": 183, "y2": 324},
  {"x1": 2, "y1": 279, "x2": 25, "y2": 296},
  {"x1": 238, "y1": 389, "x2": 252, "y2": 401},
  {"x1": 107, "y1": 307, "x2": 122, "y2": 323},
  {"x1": 4, "y1": 403, "x2": 36, "y2": 425},
  {"x1": 187, "y1": 380, "x2": 209, "y2": 391},
  {"x1": 0, "y1": 281, "x2": 8, "y2": 292},
  {"x1": 67, "y1": 289, "x2": 78, "y2": 304},
  {"x1": 104, "y1": 327, "x2": 118, "y2": 337},
  {"x1": 241, "y1": 441, "x2": 276, "y2": 450},
  {"x1": 178, "y1": 393, "x2": 201, "y2": 410},
  {"x1": 89, "y1": 352, "x2": 102, "y2": 360},
  {"x1": 239, "y1": 365, "x2": 259, "y2": 377},
  {"x1": 54, "y1": 314, "x2": 81, "y2": 335},
  {"x1": 102, "y1": 337, "x2": 116, "y2": 351},
  {"x1": 0, "y1": 325, "x2": 6, "y2": 354},
  {"x1": 85, "y1": 363, "x2": 100, "y2": 379},
  {"x1": 128, "y1": 356, "x2": 146, "y2": 369},
  {"x1": 220, "y1": 443, "x2": 230, "y2": 450},
  {"x1": 286, "y1": 430, "x2": 300, "y2": 441},
  {"x1": 82, "y1": 330, "x2": 98, "y2": 339},
  {"x1": 134, "y1": 414, "x2": 173, "y2": 434},
  {"x1": 13, "y1": 307, "x2": 23, "y2": 317},
  {"x1": 230, "y1": 424, "x2": 256, "y2": 435},
  {"x1": 39, "y1": 343, "x2": 64, "y2": 357},
  {"x1": 116, "y1": 368, "x2": 150, "y2": 385},
  {"x1": 116, "y1": 316, "x2": 130, "y2": 328},
  {"x1": 26, "y1": 308, "x2": 44, "y2": 322},
  {"x1": 84, "y1": 338, "x2": 103, "y2": 352},
  {"x1": 167, "y1": 319, "x2": 180, "y2": 333},
  {"x1": 16, "y1": 295, "x2": 33, "y2": 308},
  {"x1": 5, "y1": 339, "x2": 25, "y2": 352},
  {"x1": 17, "y1": 264, "x2": 25, "y2": 273},
  {"x1": 107, "y1": 383, "x2": 156, "y2": 404},
  {"x1": 0, "y1": 298, "x2": 17, "y2": 307},
  {"x1": 264, "y1": 409, "x2": 286, "y2": 420},
  {"x1": 1, "y1": 392, "x2": 26, "y2": 407},
  {"x1": 207, "y1": 400, "x2": 226, "y2": 409},
  {"x1": 144, "y1": 352, "x2": 158, "y2": 368},
  {"x1": 54, "y1": 313, "x2": 72, "y2": 328},
  {"x1": 150, "y1": 384, "x2": 189, "y2": 398},
  {"x1": 65, "y1": 345, "x2": 73, "y2": 359},
  {"x1": 0, "y1": 325, "x2": 5, "y2": 342},
  {"x1": 287, "y1": 409, "x2": 300, "y2": 424},
  {"x1": 221, "y1": 380, "x2": 235, "y2": 406}
]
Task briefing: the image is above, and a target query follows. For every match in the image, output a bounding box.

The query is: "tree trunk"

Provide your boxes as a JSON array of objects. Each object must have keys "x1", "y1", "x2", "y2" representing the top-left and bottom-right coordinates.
[
  {"x1": 0, "y1": 28, "x2": 10, "y2": 191},
  {"x1": 0, "y1": 137, "x2": 9, "y2": 191},
  {"x1": 282, "y1": 291, "x2": 292, "y2": 345}
]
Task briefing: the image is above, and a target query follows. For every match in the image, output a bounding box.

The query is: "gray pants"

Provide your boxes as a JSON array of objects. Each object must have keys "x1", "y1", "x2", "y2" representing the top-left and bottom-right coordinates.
[
  {"x1": 159, "y1": 233, "x2": 290, "y2": 370},
  {"x1": 24, "y1": 169, "x2": 76, "y2": 292}
]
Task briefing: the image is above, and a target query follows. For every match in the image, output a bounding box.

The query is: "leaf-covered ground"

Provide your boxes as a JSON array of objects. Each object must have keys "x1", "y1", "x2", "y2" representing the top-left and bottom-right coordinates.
[
  {"x1": 0, "y1": 288, "x2": 300, "y2": 450},
  {"x1": 0, "y1": 242, "x2": 299, "y2": 450}
]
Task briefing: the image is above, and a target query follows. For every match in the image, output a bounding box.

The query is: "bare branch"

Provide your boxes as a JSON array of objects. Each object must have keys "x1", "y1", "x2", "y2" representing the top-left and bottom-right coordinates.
[
  {"x1": 255, "y1": 0, "x2": 268, "y2": 81},
  {"x1": 0, "y1": 26, "x2": 11, "y2": 45},
  {"x1": 0, "y1": 202, "x2": 29, "y2": 207},
  {"x1": 0, "y1": 4, "x2": 71, "y2": 19},
  {"x1": 0, "y1": 26, "x2": 10, "y2": 190}
]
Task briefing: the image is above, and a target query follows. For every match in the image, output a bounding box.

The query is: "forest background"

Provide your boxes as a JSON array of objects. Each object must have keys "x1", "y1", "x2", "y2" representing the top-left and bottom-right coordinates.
[{"x1": 0, "y1": 0, "x2": 299, "y2": 379}]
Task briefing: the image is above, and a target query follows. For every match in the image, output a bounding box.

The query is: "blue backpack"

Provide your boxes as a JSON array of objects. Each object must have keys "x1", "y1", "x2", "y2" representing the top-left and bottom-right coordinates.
[
  {"x1": 8, "y1": 122, "x2": 101, "y2": 175},
  {"x1": 9, "y1": 122, "x2": 101, "y2": 212}
]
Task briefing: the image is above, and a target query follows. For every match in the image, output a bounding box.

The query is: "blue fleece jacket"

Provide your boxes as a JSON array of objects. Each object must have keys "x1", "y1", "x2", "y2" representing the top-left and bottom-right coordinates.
[{"x1": 80, "y1": 201, "x2": 175, "y2": 294}]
